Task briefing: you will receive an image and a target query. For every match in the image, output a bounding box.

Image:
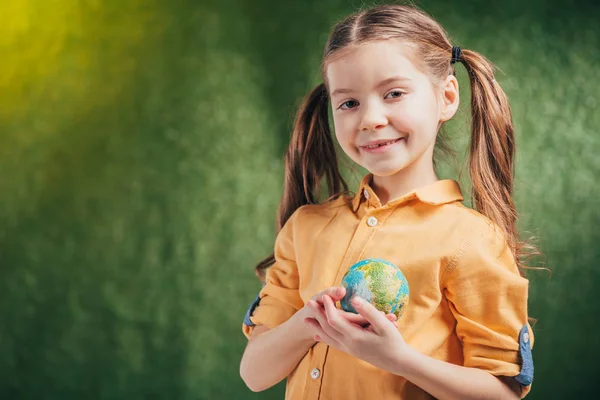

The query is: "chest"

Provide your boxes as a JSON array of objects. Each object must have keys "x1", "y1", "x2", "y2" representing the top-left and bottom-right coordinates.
[{"x1": 295, "y1": 211, "x2": 452, "y2": 308}]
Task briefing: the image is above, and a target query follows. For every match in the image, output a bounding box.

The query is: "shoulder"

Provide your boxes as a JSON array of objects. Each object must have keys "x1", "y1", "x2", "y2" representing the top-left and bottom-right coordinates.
[
  {"x1": 280, "y1": 195, "x2": 351, "y2": 236},
  {"x1": 291, "y1": 195, "x2": 349, "y2": 224},
  {"x1": 442, "y1": 203, "x2": 519, "y2": 278},
  {"x1": 424, "y1": 201, "x2": 502, "y2": 250},
  {"x1": 453, "y1": 203, "x2": 510, "y2": 250}
]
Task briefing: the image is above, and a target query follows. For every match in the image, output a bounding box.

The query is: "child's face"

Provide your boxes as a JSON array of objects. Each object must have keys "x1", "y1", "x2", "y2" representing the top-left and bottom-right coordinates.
[{"x1": 326, "y1": 40, "x2": 457, "y2": 178}]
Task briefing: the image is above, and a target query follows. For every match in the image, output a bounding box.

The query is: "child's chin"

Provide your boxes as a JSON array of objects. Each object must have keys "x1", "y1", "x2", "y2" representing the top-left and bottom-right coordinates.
[{"x1": 365, "y1": 161, "x2": 410, "y2": 177}]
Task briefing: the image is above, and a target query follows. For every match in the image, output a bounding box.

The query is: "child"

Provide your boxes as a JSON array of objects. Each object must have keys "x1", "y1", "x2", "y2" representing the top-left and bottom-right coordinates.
[{"x1": 240, "y1": 4, "x2": 537, "y2": 399}]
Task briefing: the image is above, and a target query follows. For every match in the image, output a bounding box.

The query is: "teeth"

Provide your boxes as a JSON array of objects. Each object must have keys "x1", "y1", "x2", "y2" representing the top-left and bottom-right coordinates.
[{"x1": 366, "y1": 139, "x2": 398, "y2": 149}]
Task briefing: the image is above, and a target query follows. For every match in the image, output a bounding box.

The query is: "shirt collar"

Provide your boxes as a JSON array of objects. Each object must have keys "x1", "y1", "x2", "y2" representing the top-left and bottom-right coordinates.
[{"x1": 351, "y1": 174, "x2": 464, "y2": 212}]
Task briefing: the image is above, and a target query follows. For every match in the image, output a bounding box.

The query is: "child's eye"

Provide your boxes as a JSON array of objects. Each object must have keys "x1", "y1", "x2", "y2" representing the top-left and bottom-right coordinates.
[
  {"x1": 385, "y1": 90, "x2": 405, "y2": 99},
  {"x1": 339, "y1": 100, "x2": 359, "y2": 110}
]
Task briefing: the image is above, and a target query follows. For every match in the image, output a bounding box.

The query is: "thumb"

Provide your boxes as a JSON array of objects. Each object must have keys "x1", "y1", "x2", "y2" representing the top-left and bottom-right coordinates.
[{"x1": 352, "y1": 296, "x2": 391, "y2": 335}]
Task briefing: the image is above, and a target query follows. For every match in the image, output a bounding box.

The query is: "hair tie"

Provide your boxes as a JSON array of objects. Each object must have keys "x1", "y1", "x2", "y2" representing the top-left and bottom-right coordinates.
[{"x1": 451, "y1": 46, "x2": 462, "y2": 64}]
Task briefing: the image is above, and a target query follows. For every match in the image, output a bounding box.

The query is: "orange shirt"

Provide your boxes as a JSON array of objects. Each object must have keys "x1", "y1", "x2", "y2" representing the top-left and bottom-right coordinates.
[{"x1": 243, "y1": 174, "x2": 535, "y2": 399}]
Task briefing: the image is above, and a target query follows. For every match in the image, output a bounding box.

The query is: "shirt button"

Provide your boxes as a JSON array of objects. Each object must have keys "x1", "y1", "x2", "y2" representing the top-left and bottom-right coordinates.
[
  {"x1": 523, "y1": 332, "x2": 530, "y2": 344},
  {"x1": 310, "y1": 368, "x2": 321, "y2": 379},
  {"x1": 363, "y1": 189, "x2": 370, "y2": 200},
  {"x1": 367, "y1": 216, "x2": 378, "y2": 227}
]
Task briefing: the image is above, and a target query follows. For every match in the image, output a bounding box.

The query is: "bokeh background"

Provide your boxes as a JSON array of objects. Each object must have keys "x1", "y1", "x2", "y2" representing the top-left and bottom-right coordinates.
[{"x1": 1, "y1": 0, "x2": 599, "y2": 398}]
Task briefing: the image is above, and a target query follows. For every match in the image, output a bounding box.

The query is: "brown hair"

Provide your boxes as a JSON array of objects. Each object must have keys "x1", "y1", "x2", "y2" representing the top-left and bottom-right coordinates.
[{"x1": 255, "y1": 4, "x2": 543, "y2": 281}]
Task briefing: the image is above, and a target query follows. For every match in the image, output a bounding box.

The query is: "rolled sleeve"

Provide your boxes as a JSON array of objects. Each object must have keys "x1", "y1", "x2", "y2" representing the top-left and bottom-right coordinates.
[
  {"x1": 242, "y1": 210, "x2": 304, "y2": 339},
  {"x1": 444, "y1": 222, "x2": 535, "y2": 398}
]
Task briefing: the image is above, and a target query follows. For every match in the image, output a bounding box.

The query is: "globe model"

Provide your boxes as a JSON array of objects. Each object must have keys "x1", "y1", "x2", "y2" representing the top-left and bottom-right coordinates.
[{"x1": 340, "y1": 258, "x2": 409, "y2": 319}]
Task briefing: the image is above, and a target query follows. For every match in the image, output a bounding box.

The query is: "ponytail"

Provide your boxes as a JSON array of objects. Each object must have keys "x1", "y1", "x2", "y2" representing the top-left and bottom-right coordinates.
[
  {"x1": 255, "y1": 83, "x2": 348, "y2": 280},
  {"x1": 459, "y1": 50, "x2": 541, "y2": 276}
]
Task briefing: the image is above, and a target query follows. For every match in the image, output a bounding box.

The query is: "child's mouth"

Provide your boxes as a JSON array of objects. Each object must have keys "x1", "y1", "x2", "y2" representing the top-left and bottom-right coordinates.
[{"x1": 361, "y1": 138, "x2": 404, "y2": 153}]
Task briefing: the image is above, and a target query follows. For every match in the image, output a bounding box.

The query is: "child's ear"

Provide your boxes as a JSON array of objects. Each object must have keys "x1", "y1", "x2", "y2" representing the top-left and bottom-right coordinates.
[{"x1": 439, "y1": 75, "x2": 460, "y2": 122}]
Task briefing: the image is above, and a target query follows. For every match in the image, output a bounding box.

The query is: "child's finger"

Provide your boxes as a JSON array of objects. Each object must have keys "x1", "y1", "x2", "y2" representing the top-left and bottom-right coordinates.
[
  {"x1": 311, "y1": 287, "x2": 346, "y2": 304},
  {"x1": 343, "y1": 311, "x2": 396, "y2": 328},
  {"x1": 304, "y1": 317, "x2": 342, "y2": 348},
  {"x1": 341, "y1": 312, "x2": 369, "y2": 325},
  {"x1": 352, "y1": 296, "x2": 392, "y2": 335},
  {"x1": 309, "y1": 297, "x2": 345, "y2": 342},
  {"x1": 323, "y1": 295, "x2": 360, "y2": 336},
  {"x1": 307, "y1": 299, "x2": 371, "y2": 327}
]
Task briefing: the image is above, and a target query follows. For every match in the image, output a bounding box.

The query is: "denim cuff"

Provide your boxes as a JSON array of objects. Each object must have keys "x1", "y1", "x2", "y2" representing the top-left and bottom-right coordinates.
[
  {"x1": 243, "y1": 283, "x2": 266, "y2": 327},
  {"x1": 513, "y1": 323, "x2": 534, "y2": 386}
]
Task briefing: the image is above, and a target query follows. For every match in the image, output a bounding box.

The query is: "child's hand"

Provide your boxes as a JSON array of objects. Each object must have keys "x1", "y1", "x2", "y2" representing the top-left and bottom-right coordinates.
[
  {"x1": 298, "y1": 287, "x2": 397, "y2": 340},
  {"x1": 303, "y1": 294, "x2": 408, "y2": 375}
]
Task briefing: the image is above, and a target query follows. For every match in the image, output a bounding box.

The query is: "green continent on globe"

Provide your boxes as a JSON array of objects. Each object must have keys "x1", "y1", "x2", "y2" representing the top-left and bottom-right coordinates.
[{"x1": 340, "y1": 259, "x2": 409, "y2": 318}]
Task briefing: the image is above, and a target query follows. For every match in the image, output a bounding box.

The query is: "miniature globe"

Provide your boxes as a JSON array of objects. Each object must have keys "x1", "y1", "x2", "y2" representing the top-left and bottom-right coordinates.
[{"x1": 340, "y1": 258, "x2": 409, "y2": 319}]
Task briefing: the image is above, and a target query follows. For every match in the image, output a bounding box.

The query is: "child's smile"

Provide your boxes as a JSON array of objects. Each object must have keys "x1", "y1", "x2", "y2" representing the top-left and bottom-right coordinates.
[{"x1": 360, "y1": 137, "x2": 406, "y2": 153}]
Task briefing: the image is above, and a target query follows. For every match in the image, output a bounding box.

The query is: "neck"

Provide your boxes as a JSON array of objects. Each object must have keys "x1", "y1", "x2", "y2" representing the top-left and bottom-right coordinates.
[{"x1": 371, "y1": 147, "x2": 439, "y2": 205}]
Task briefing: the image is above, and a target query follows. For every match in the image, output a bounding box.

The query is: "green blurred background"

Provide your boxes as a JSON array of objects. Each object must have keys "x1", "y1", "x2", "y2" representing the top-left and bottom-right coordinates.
[{"x1": 1, "y1": 0, "x2": 599, "y2": 398}]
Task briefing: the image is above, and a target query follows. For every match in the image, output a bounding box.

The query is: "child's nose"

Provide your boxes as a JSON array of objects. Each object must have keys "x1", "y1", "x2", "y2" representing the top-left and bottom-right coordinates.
[{"x1": 359, "y1": 101, "x2": 388, "y2": 131}]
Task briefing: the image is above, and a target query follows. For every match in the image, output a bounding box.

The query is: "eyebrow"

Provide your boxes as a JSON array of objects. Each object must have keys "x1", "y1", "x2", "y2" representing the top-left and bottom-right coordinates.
[{"x1": 330, "y1": 75, "x2": 413, "y2": 98}]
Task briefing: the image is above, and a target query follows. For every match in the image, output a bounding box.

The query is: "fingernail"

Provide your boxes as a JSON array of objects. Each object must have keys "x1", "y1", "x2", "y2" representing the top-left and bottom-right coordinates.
[
  {"x1": 352, "y1": 297, "x2": 363, "y2": 306},
  {"x1": 336, "y1": 288, "x2": 342, "y2": 296}
]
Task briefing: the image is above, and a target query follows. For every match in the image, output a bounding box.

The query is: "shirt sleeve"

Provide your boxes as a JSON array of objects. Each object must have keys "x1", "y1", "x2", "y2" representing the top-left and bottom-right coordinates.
[
  {"x1": 242, "y1": 208, "x2": 305, "y2": 339},
  {"x1": 444, "y1": 221, "x2": 535, "y2": 398}
]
